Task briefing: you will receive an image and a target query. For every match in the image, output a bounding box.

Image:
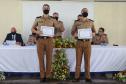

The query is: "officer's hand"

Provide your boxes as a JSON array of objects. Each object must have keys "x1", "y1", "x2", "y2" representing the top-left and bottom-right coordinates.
[
  {"x1": 92, "y1": 33, "x2": 95, "y2": 37},
  {"x1": 49, "y1": 35, "x2": 54, "y2": 38},
  {"x1": 74, "y1": 32, "x2": 77, "y2": 37},
  {"x1": 72, "y1": 32, "x2": 77, "y2": 39},
  {"x1": 36, "y1": 31, "x2": 42, "y2": 35},
  {"x1": 16, "y1": 42, "x2": 21, "y2": 46}
]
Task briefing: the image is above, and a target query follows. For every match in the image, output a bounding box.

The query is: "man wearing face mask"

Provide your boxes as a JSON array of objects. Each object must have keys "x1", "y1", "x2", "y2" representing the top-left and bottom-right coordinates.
[
  {"x1": 92, "y1": 27, "x2": 108, "y2": 45},
  {"x1": 4, "y1": 27, "x2": 24, "y2": 46},
  {"x1": 71, "y1": 8, "x2": 96, "y2": 82},
  {"x1": 31, "y1": 4, "x2": 57, "y2": 82},
  {"x1": 52, "y1": 12, "x2": 65, "y2": 38}
]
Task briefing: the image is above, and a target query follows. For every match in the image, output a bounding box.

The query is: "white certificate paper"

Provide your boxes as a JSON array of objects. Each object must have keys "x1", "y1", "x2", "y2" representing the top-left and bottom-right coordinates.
[
  {"x1": 78, "y1": 28, "x2": 92, "y2": 39},
  {"x1": 6, "y1": 40, "x2": 16, "y2": 45},
  {"x1": 40, "y1": 26, "x2": 54, "y2": 37}
]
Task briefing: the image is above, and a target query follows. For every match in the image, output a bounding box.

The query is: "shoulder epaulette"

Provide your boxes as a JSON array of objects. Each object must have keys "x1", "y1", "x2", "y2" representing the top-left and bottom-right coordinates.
[
  {"x1": 89, "y1": 19, "x2": 94, "y2": 22},
  {"x1": 36, "y1": 16, "x2": 41, "y2": 18}
]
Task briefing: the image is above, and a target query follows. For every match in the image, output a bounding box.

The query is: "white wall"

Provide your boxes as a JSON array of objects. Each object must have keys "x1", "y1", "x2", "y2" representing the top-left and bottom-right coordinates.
[
  {"x1": 0, "y1": 0, "x2": 22, "y2": 44},
  {"x1": 0, "y1": 0, "x2": 126, "y2": 45},
  {"x1": 22, "y1": 1, "x2": 94, "y2": 42},
  {"x1": 94, "y1": 2, "x2": 126, "y2": 45}
]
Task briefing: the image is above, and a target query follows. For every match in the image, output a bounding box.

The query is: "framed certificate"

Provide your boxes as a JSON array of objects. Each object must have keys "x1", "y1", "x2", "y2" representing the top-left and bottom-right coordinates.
[
  {"x1": 78, "y1": 28, "x2": 92, "y2": 39},
  {"x1": 40, "y1": 26, "x2": 54, "y2": 37}
]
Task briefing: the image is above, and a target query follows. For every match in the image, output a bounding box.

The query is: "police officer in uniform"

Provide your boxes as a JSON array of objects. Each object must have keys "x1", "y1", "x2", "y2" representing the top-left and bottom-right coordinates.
[
  {"x1": 71, "y1": 8, "x2": 96, "y2": 82},
  {"x1": 52, "y1": 12, "x2": 65, "y2": 39},
  {"x1": 92, "y1": 27, "x2": 108, "y2": 45},
  {"x1": 31, "y1": 4, "x2": 57, "y2": 82}
]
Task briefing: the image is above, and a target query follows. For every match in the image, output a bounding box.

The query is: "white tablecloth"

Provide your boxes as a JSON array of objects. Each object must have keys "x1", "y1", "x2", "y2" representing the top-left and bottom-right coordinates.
[{"x1": 0, "y1": 45, "x2": 126, "y2": 72}]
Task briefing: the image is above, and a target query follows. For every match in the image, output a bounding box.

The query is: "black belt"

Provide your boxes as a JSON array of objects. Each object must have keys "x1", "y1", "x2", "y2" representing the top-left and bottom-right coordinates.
[
  {"x1": 54, "y1": 36, "x2": 62, "y2": 39},
  {"x1": 38, "y1": 36, "x2": 50, "y2": 39},
  {"x1": 78, "y1": 39, "x2": 90, "y2": 41}
]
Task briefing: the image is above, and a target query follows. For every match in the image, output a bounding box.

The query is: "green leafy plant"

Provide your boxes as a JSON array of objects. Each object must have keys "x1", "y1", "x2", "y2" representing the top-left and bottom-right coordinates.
[
  {"x1": 51, "y1": 49, "x2": 70, "y2": 80},
  {"x1": 54, "y1": 38, "x2": 76, "y2": 48},
  {"x1": 113, "y1": 71, "x2": 126, "y2": 82},
  {"x1": 0, "y1": 72, "x2": 5, "y2": 81},
  {"x1": 54, "y1": 38, "x2": 63, "y2": 48}
]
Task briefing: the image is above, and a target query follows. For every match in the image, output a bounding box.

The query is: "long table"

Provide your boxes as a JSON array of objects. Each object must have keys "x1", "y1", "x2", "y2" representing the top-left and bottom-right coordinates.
[{"x1": 0, "y1": 45, "x2": 126, "y2": 72}]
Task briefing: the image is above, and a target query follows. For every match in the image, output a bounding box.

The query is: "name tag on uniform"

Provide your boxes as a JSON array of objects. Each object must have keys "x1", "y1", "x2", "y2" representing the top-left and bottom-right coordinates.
[
  {"x1": 40, "y1": 26, "x2": 54, "y2": 37},
  {"x1": 78, "y1": 28, "x2": 92, "y2": 39}
]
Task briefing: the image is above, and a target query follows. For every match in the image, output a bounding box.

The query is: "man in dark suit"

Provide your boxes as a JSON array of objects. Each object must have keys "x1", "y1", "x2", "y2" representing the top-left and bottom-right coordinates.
[{"x1": 4, "y1": 27, "x2": 24, "y2": 46}]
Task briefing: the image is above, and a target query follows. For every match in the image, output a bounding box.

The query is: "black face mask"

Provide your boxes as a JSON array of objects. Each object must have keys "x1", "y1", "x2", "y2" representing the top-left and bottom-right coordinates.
[
  {"x1": 82, "y1": 12, "x2": 88, "y2": 17},
  {"x1": 43, "y1": 10, "x2": 49, "y2": 14},
  {"x1": 53, "y1": 17, "x2": 58, "y2": 20},
  {"x1": 11, "y1": 32, "x2": 16, "y2": 35}
]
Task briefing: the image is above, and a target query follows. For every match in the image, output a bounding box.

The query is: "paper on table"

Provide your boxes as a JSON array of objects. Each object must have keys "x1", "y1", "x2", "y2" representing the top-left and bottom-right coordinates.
[
  {"x1": 6, "y1": 40, "x2": 16, "y2": 45},
  {"x1": 40, "y1": 26, "x2": 54, "y2": 37},
  {"x1": 78, "y1": 28, "x2": 92, "y2": 39}
]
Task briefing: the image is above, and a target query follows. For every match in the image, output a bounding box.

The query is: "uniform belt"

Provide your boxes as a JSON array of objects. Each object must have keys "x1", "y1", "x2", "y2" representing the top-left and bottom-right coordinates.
[
  {"x1": 38, "y1": 36, "x2": 50, "y2": 39},
  {"x1": 54, "y1": 36, "x2": 62, "y2": 39},
  {"x1": 78, "y1": 39, "x2": 90, "y2": 41}
]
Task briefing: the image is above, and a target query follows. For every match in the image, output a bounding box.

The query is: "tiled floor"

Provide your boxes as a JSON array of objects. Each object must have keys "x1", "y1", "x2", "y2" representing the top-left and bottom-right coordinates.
[
  {"x1": 0, "y1": 73, "x2": 125, "y2": 84},
  {"x1": 0, "y1": 79, "x2": 124, "y2": 84}
]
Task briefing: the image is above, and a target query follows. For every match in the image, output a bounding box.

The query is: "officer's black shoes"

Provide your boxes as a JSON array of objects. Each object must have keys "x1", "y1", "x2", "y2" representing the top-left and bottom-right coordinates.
[
  {"x1": 46, "y1": 78, "x2": 52, "y2": 82},
  {"x1": 40, "y1": 78, "x2": 46, "y2": 82},
  {"x1": 72, "y1": 78, "x2": 80, "y2": 82},
  {"x1": 85, "y1": 78, "x2": 92, "y2": 82}
]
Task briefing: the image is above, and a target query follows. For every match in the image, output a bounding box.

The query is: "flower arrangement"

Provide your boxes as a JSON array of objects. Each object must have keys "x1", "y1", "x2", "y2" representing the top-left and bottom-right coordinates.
[
  {"x1": 113, "y1": 71, "x2": 126, "y2": 82},
  {"x1": 51, "y1": 49, "x2": 70, "y2": 80},
  {"x1": 0, "y1": 72, "x2": 5, "y2": 81},
  {"x1": 54, "y1": 38, "x2": 76, "y2": 48}
]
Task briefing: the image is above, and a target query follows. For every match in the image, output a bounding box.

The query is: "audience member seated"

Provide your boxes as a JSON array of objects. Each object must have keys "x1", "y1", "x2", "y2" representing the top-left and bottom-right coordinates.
[
  {"x1": 4, "y1": 27, "x2": 24, "y2": 46},
  {"x1": 92, "y1": 27, "x2": 108, "y2": 45},
  {"x1": 26, "y1": 34, "x2": 36, "y2": 46}
]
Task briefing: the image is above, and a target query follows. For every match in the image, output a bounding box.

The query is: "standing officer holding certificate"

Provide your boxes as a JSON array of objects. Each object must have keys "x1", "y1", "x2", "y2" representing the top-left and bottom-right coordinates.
[
  {"x1": 31, "y1": 4, "x2": 57, "y2": 82},
  {"x1": 71, "y1": 8, "x2": 96, "y2": 82}
]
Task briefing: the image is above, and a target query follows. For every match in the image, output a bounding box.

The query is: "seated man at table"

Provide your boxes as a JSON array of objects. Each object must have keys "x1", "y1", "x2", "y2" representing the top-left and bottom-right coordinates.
[
  {"x1": 92, "y1": 27, "x2": 108, "y2": 45},
  {"x1": 26, "y1": 34, "x2": 36, "y2": 46},
  {"x1": 4, "y1": 27, "x2": 24, "y2": 46}
]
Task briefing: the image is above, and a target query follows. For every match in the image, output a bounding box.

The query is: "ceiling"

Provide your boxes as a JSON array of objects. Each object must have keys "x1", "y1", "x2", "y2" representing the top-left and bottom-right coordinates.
[{"x1": 22, "y1": 0, "x2": 126, "y2": 2}]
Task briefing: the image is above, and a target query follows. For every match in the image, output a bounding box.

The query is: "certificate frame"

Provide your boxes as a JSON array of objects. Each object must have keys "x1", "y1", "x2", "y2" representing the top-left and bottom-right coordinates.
[
  {"x1": 78, "y1": 28, "x2": 92, "y2": 39},
  {"x1": 40, "y1": 26, "x2": 54, "y2": 37}
]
